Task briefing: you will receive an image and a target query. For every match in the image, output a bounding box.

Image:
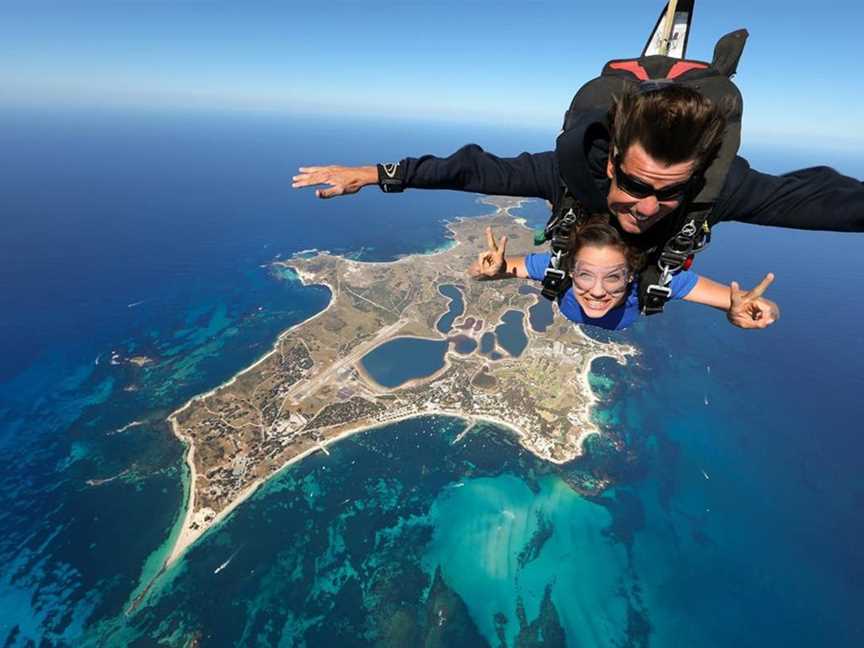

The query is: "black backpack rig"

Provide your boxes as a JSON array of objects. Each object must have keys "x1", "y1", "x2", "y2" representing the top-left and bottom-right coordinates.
[{"x1": 538, "y1": 28, "x2": 748, "y2": 315}]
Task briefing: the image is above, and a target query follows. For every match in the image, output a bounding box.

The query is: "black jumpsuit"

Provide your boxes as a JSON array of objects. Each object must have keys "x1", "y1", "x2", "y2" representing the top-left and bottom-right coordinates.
[{"x1": 398, "y1": 137, "x2": 864, "y2": 253}]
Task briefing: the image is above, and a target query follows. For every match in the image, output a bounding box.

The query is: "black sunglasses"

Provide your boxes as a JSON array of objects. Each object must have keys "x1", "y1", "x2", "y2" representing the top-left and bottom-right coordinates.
[{"x1": 613, "y1": 155, "x2": 692, "y2": 202}]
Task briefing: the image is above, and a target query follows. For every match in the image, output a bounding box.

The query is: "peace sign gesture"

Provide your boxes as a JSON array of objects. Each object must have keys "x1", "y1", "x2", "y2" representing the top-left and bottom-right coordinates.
[
  {"x1": 727, "y1": 273, "x2": 781, "y2": 329},
  {"x1": 468, "y1": 227, "x2": 509, "y2": 279}
]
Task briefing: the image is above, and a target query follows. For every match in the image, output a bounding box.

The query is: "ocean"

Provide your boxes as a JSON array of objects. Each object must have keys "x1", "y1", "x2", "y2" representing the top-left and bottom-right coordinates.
[{"x1": 1, "y1": 106, "x2": 861, "y2": 647}]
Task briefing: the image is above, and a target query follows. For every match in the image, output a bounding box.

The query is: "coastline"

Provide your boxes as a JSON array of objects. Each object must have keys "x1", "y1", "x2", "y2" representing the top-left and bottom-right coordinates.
[
  {"x1": 164, "y1": 417, "x2": 197, "y2": 567},
  {"x1": 158, "y1": 195, "x2": 627, "y2": 572},
  {"x1": 162, "y1": 271, "x2": 335, "y2": 569},
  {"x1": 161, "y1": 235, "x2": 428, "y2": 570},
  {"x1": 163, "y1": 346, "x2": 609, "y2": 571}
]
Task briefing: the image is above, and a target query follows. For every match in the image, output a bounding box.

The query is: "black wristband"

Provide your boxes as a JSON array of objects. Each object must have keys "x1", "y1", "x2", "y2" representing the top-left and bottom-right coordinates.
[{"x1": 377, "y1": 162, "x2": 404, "y2": 193}]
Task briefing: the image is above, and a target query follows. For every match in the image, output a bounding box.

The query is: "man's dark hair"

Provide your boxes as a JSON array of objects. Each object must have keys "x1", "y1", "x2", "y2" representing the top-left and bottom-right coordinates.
[
  {"x1": 608, "y1": 86, "x2": 726, "y2": 170},
  {"x1": 567, "y1": 216, "x2": 646, "y2": 272}
]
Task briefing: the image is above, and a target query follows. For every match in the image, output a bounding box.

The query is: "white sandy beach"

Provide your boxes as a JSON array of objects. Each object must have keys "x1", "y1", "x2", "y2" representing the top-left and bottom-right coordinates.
[{"x1": 161, "y1": 196, "x2": 630, "y2": 567}]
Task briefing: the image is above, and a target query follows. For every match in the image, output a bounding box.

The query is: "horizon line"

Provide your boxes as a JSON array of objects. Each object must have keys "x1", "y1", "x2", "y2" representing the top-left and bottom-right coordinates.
[{"x1": 2, "y1": 97, "x2": 863, "y2": 156}]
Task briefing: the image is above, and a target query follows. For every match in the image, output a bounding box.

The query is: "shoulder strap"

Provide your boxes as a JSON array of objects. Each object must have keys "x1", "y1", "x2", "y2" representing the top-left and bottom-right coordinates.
[
  {"x1": 635, "y1": 31, "x2": 747, "y2": 315},
  {"x1": 556, "y1": 30, "x2": 748, "y2": 315},
  {"x1": 638, "y1": 212, "x2": 711, "y2": 315},
  {"x1": 538, "y1": 190, "x2": 588, "y2": 301}
]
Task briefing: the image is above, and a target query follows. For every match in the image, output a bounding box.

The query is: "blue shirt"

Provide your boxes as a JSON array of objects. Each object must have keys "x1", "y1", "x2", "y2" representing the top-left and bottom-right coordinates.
[{"x1": 525, "y1": 252, "x2": 699, "y2": 331}]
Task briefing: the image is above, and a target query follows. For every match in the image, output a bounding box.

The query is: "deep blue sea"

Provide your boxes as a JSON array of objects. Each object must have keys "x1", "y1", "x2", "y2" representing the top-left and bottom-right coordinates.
[{"x1": 1, "y1": 106, "x2": 862, "y2": 647}]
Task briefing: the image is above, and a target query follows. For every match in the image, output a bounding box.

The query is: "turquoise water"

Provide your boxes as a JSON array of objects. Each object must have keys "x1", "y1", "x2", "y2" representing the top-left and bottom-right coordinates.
[
  {"x1": 437, "y1": 284, "x2": 465, "y2": 334},
  {"x1": 423, "y1": 474, "x2": 629, "y2": 647},
  {"x1": 83, "y1": 416, "x2": 639, "y2": 646},
  {"x1": 360, "y1": 337, "x2": 448, "y2": 388},
  {"x1": 3, "y1": 108, "x2": 863, "y2": 647},
  {"x1": 494, "y1": 310, "x2": 529, "y2": 357},
  {"x1": 0, "y1": 109, "x2": 499, "y2": 645}
]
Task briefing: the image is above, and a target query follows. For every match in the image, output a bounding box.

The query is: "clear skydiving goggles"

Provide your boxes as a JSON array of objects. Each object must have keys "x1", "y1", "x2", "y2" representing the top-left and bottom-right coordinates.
[{"x1": 571, "y1": 261, "x2": 632, "y2": 295}]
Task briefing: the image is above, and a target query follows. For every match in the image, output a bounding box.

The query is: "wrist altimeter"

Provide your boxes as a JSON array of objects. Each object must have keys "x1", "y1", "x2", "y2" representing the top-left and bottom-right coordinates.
[{"x1": 377, "y1": 162, "x2": 404, "y2": 193}]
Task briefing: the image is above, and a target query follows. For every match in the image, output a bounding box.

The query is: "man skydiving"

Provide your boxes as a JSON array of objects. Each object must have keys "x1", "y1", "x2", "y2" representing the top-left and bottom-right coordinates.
[{"x1": 292, "y1": 85, "x2": 863, "y2": 312}]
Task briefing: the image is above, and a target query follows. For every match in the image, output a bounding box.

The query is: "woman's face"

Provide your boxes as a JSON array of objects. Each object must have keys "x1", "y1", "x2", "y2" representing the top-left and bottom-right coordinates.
[{"x1": 571, "y1": 245, "x2": 631, "y2": 318}]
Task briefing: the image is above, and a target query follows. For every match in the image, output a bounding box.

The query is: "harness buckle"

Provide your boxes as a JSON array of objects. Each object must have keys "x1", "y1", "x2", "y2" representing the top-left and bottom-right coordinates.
[
  {"x1": 681, "y1": 219, "x2": 698, "y2": 237},
  {"x1": 541, "y1": 267, "x2": 570, "y2": 301},
  {"x1": 543, "y1": 267, "x2": 567, "y2": 282},
  {"x1": 642, "y1": 264, "x2": 674, "y2": 310},
  {"x1": 645, "y1": 283, "x2": 673, "y2": 299},
  {"x1": 560, "y1": 207, "x2": 579, "y2": 226},
  {"x1": 658, "y1": 248, "x2": 689, "y2": 273}
]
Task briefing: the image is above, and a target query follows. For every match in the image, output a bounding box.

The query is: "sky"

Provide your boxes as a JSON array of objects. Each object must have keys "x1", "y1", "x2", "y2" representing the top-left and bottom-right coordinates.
[{"x1": 1, "y1": 1, "x2": 862, "y2": 149}]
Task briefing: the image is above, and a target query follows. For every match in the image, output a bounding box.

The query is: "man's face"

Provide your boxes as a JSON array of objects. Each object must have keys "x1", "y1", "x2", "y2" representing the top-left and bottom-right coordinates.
[{"x1": 606, "y1": 142, "x2": 697, "y2": 235}]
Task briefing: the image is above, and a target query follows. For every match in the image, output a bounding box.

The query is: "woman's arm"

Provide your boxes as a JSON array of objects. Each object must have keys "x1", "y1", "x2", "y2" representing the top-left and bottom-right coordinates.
[
  {"x1": 682, "y1": 275, "x2": 734, "y2": 310},
  {"x1": 683, "y1": 273, "x2": 780, "y2": 329},
  {"x1": 466, "y1": 227, "x2": 530, "y2": 280}
]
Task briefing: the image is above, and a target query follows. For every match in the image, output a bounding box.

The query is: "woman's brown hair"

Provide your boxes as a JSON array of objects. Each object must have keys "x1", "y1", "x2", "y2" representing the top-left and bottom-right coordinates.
[{"x1": 566, "y1": 216, "x2": 646, "y2": 273}]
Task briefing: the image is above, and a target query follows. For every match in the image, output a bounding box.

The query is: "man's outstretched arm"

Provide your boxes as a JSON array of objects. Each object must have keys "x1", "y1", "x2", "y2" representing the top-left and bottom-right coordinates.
[
  {"x1": 293, "y1": 145, "x2": 560, "y2": 202},
  {"x1": 291, "y1": 165, "x2": 378, "y2": 199},
  {"x1": 716, "y1": 157, "x2": 864, "y2": 231}
]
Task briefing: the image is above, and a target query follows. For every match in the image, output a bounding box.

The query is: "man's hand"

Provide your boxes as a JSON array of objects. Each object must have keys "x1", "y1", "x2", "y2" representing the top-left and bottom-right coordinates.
[
  {"x1": 468, "y1": 227, "x2": 508, "y2": 279},
  {"x1": 727, "y1": 273, "x2": 780, "y2": 329},
  {"x1": 291, "y1": 165, "x2": 378, "y2": 199}
]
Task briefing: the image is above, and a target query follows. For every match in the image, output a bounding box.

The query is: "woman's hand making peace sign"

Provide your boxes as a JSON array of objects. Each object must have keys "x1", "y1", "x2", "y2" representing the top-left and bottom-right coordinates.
[{"x1": 468, "y1": 227, "x2": 509, "y2": 279}]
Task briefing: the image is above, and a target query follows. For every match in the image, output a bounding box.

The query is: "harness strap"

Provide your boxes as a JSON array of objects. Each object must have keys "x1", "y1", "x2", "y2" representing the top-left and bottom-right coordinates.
[
  {"x1": 539, "y1": 194, "x2": 713, "y2": 314},
  {"x1": 639, "y1": 210, "x2": 712, "y2": 314},
  {"x1": 540, "y1": 190, "x2": 587, "y2": 301}
]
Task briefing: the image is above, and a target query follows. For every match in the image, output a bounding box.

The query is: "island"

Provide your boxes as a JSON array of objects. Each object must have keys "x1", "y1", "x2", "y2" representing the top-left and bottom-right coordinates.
[{"x1": 165, "y1": 197, "x2": 635, "y2": 567}]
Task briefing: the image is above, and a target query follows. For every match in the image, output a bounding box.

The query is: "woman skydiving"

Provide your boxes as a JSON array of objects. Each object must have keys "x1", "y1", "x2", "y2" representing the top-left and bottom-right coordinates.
[{"x1": 468, "y1": 219, "x2": 779, "y2": 331}]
